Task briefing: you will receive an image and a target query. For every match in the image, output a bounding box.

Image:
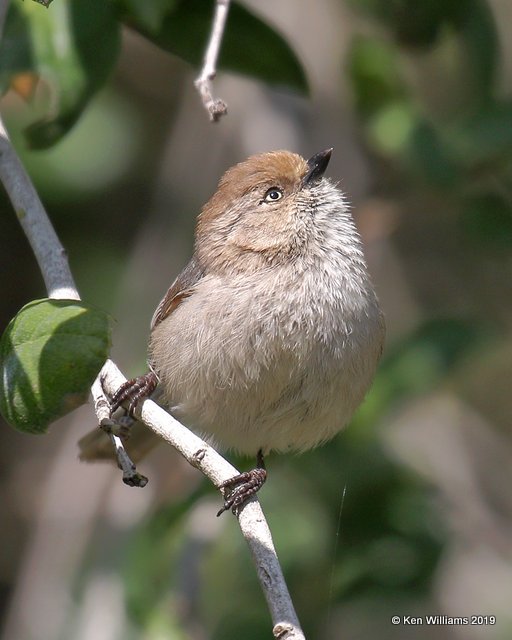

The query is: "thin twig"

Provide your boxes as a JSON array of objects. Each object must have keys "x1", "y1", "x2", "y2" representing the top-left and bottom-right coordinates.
[
  {"x1": 90, "y1": 376, "x2": 148, "y2": 487},
  {"x1": 194, "y1": 0, "x2": 230, "y2": 122},
  {"x1": 99, "y1": 359, "x2": 305, "y2": 640}
]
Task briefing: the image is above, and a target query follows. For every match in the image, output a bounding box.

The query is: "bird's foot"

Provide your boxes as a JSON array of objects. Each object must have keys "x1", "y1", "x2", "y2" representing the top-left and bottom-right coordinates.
[
  {"x1": 109, "y1": 371, "x2": 158, "y2": 416},
  {"x1": 217, "y1": 451, "x2": 267, "y2": 516}
]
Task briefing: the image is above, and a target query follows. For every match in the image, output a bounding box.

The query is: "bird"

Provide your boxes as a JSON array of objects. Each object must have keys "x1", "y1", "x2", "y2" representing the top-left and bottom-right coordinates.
[{"x1": 82, "y1": 149, "x2": 385, "y2": 515}]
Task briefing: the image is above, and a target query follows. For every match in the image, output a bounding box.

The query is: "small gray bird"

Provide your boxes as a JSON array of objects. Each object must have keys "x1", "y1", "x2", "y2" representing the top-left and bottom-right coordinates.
[{"x1": 82, "y1": 149, "x2": 385, "y2": 515}]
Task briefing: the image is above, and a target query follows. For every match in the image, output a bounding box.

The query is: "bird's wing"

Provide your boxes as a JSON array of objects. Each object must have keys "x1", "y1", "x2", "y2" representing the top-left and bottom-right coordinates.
[
  {"x1": 150, "y1": 255, "x2": 206, "y2": 329},
  {"x1": 80, "y1": 258, "x2": 206, "y2": 465}
]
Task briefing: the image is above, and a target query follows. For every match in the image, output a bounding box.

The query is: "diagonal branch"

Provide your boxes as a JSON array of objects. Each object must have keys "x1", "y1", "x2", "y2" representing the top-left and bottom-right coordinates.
[
  {"x1": 194, "y1": 0, "x2": 230, "y2": 122},
  {"x1": 0, "y1": 116, "x2": 80, "y2": 300}
]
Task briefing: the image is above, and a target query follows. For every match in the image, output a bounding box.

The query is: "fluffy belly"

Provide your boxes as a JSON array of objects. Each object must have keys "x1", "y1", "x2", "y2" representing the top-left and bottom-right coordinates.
[
  {"x1": 149, "y1": 278, "x2": 382, "y2": 455},
  {"x1": 169, "y1": 362, "x2": 369, "y2": 455}
]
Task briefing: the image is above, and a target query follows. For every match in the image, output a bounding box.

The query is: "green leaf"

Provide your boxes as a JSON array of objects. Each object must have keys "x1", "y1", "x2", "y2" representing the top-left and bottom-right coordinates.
[
  {"x1": 123, "y1": 0, "x2": 308, "y2": 94},
  {"x1": 348, "y1": 36, "x2": 408, "y2": 118},
  {"x1": 0, "y1": 299, "x2": 111, "y2": 434},
  {"x1": 0, "y1": 0, "x2": 121, "y2": 148}
]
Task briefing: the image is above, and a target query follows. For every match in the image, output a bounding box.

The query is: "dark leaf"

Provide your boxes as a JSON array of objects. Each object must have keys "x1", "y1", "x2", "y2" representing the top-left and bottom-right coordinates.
[
  {"x1": 454, "y1": 0, "x2": 498, "y2": 105},
  {"x1": 348, "y1": 0, "x2": 472, "y2": 48},
  {"x1": 122, "y1": 0, "x2": 176, "y2": 33},
  {"x1": 448, "y1": 102, "x2": 512, "y2": 167},
  {"x1": 406, "y1": 121, "x2": 460, "y2": 188},
  {"x1": 460, "y1": 194, "x2": 512, "y2": 250}
]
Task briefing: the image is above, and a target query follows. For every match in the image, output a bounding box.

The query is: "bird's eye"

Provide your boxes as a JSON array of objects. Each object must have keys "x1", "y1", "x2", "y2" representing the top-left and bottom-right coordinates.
[{"x1": 263, "y1": 187, "x2": 283, "y2": 202}]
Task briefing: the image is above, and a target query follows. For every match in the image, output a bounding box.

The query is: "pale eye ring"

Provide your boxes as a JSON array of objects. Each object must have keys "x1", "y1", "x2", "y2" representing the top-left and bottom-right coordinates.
[{"x1": 263, "y1": 187, "x2": 283, "y2": 202}]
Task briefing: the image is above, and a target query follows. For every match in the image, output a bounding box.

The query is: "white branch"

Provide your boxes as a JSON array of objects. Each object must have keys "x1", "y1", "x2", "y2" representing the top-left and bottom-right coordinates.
[
  {"x1": 98, "y1": 360, "x2": 305, "y2": 640},
  {"x1": 0, "y1": 116, "x2": 80, "y2": 300},
  {"x1": 194, "y1": 0, "x2": 230, "y2": 122}
]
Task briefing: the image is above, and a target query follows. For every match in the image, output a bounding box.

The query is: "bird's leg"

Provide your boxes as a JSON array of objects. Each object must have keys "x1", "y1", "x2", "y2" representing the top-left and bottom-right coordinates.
[
  {"x1": 217, "y1": 449, "x2": 267, "y2": 516},
  {"x1": 109, "y1": 370, "x2": 159, "y2": 417},
  {"x1": 96, "y1": 370, "x2": 157, "y2": 490}
]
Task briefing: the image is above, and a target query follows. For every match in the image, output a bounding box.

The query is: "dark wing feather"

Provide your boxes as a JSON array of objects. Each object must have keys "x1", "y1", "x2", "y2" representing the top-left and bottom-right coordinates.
[{"x1": 151, "y1": 256, "x2": 205, "y2": 329}]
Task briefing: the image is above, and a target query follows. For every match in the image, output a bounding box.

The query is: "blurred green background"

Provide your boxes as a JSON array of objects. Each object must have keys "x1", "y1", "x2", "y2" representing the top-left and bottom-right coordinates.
[{"x1": 1, "y1": 0, "x2": 512, "y2": 639}]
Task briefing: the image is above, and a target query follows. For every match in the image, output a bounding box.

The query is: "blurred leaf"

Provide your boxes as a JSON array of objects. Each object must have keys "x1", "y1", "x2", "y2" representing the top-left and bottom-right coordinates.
[
  {"x1": 348, "y1": 0, "x2": 497, "y2": 106},
  {"x1": 0, "y1": 299, "x2": 111, "y2": 434},
  {"x1": 123, "y1": 0, "x2": 176, "y2": 33},
  {"x1": 448, "y1": 101, "x2": 512, "y2": 168},
  {"x1": 8, "y1": 89, "x2": 144, "y2": 203},
  {"x1": 367, "y1": 100, "x2": 417, "y2": 155},
  {"x1": 0, "y1": 0, "x2": 121, "y2": 148},
  {"x1": 348, "y1": 36, "x2": 408, "y2": 118},
  {"x1": 364, "y1": 536, "x2": 423, "y2": 586},
  {"x1": 355, "y1": 318, "x2": 489, "y2": 430},
  {"x1": 212, "y1": 614, "x2": 269, "y2": 640},
  {"x1": 384, "y1": 317, "x2": 487, "y2": 384},
  {"x1": 263, "y1": 466, "x2": 331, "y2": 569},
  {"x1": 406, "y1": 120, "x2": 460, "y2": 187},
  {"x1": 348, "y1": 0, "x2": 472, "y2": 48},
  {"x1": 123, "y1": 487, "x2": 208, "y2": 627},
  {"x1": 123, "y1": 0, "x2": 308, "y2": 94},
  {"x1": 460, "y1": 194, "x2": 512, "y2": 250},
  {"x1": 391, "y1": 0, "x2": 471, "y2": 48},
  {"x1": 296, "y1": 438, "x2": 443, "y2": 602},
  {"x1": 347, "y1": 36, "x2": 460, "y2": 182},
  {"x1": 457, "y1": 0, "x2": 498, "y2": 102}
]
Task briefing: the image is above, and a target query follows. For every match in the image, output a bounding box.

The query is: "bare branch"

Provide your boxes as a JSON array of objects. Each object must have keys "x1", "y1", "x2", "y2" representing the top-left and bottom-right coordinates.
[
  {"x1": 90, "y1": 375, "x2": 148, "y2": 487},
  {"x1": 194, "y1": 0, "x2": 230, "y2": 122},
  {"x1": 99, "y1": 359, "x2": 306, "y2": 640},
  {"x1": 0, "y1": 116, "x2": 80, "y2": 300}
]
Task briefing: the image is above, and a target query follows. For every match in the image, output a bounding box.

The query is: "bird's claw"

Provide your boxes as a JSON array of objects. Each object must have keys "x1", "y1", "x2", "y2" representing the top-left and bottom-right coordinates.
[
  {"x1": 217, "y1": 467, "x2": 267, "y2": 516},
  {"x1": 110, "y1": 371, "x2": 158, "y2": 416}
]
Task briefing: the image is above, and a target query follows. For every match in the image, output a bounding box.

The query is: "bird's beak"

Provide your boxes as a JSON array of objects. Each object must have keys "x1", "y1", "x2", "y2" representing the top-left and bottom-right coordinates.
[{"x1": 304, "y1": 148, "x2": 333, "y2": 185}]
